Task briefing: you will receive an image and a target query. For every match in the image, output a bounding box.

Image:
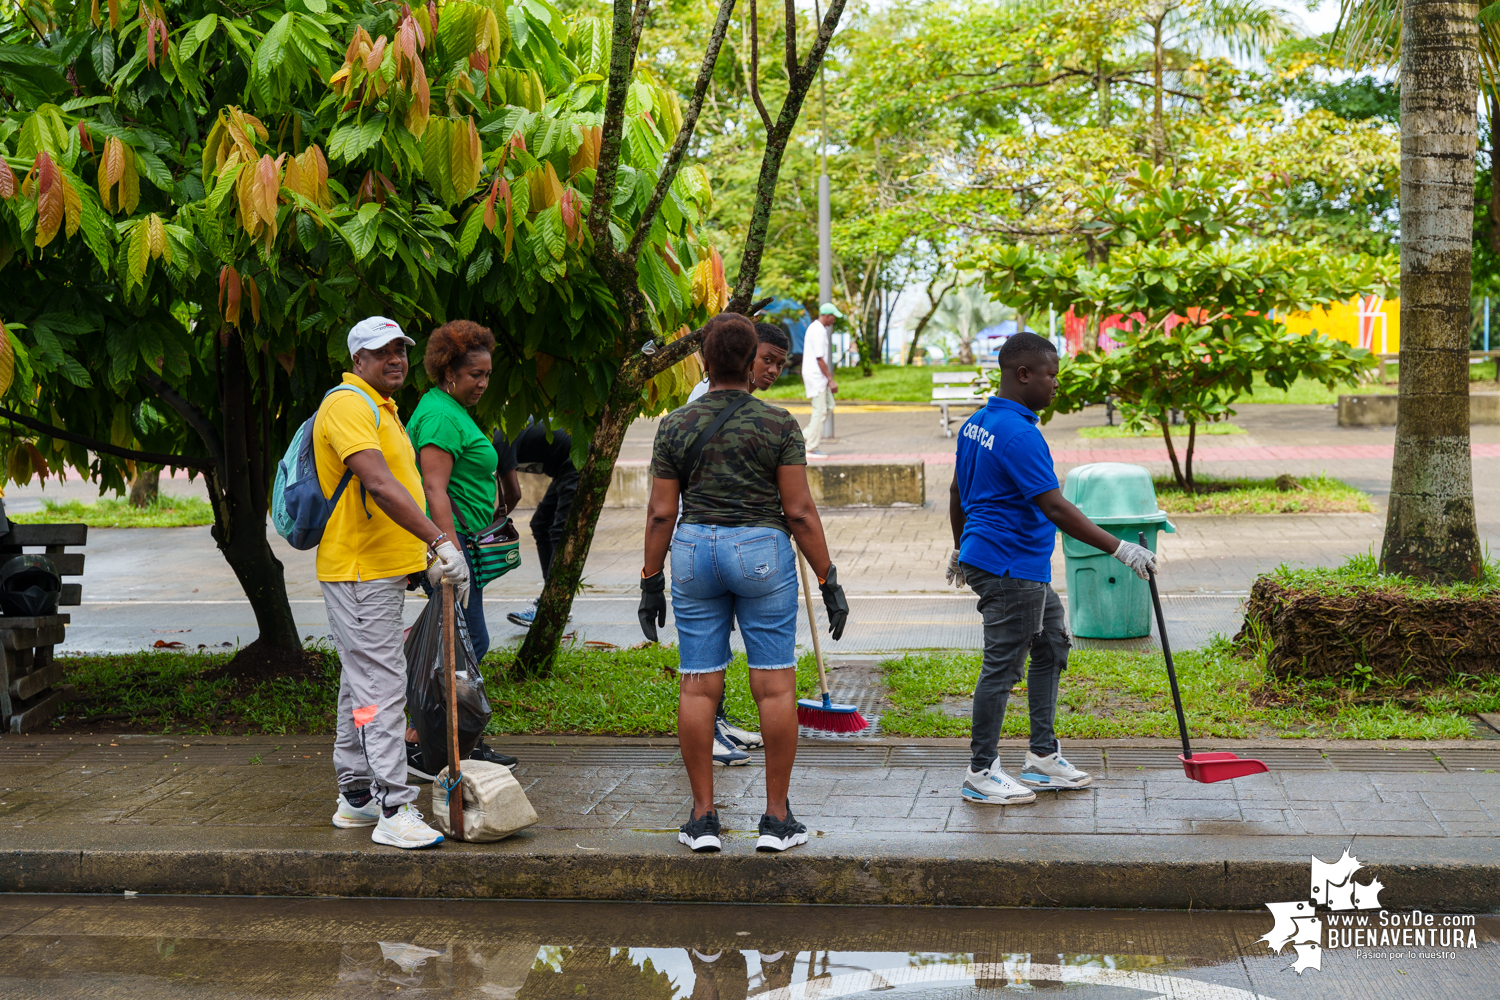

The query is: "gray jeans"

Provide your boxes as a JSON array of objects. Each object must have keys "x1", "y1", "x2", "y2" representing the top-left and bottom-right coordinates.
[
  {"x1": 324, "y1": 576, "x2": 418, "y2": 810},
  {"x1": 964, "y1": 565, "x2": 1071, "y2": 771}
]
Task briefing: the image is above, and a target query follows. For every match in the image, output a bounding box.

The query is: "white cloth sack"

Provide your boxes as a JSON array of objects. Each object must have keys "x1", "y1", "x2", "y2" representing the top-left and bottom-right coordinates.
[{"x1": 430, "y1": 760, "x2": 539, "y2": 842}]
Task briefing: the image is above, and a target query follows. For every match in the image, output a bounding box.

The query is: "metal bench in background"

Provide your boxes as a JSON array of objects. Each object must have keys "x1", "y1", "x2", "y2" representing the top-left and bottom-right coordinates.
[
  {"x1": 0, "y1": 522, "x2": 86, "y2": 733},
  {"x1": 930, "y1": 367, "x2": 996, "y2": 437}
]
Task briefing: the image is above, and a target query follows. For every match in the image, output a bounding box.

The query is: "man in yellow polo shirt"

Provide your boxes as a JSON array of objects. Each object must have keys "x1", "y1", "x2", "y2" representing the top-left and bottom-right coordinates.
[{"x1": 322, "y1": 316, "x2": 470, "y2": 850}]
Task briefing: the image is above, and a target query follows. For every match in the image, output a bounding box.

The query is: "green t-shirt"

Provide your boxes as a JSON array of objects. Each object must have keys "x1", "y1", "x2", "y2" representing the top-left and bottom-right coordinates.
[
  {"x1": 407, "y1": 387, "x2": 499, "y2": 535},
  {"x1": 649, "y1": 389, "x2": 806, "y2": 534}
]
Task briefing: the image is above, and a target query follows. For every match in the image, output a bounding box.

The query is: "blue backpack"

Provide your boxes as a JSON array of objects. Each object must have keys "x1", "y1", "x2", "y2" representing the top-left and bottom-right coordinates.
[{"x1": 272, "y1": 384, "x2": 381, "y2": 550}]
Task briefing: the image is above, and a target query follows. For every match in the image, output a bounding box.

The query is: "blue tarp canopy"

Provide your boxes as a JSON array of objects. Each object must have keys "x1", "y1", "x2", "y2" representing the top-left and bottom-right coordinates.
[{"x1": 758, "y1": 297, "x2": 812, "y2": 354}]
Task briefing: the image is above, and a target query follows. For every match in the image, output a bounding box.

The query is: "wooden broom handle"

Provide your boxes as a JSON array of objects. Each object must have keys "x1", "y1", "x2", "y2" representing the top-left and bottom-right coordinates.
[
  {"x1": 442, "y1": 579, "x2": 464, "y2": 840},
  {"x1": 795, "y1": 545, "x2": 830, "y2": 697}
]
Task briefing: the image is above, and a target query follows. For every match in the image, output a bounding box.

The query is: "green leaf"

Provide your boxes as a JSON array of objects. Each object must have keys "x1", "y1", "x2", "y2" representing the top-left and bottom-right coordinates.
[
  {"x1": 458, "y1": 204, "x2": 486, "y2": 258},
  {"x1": 328, "y1": 114, "x2": 387, "y2": 163},
  {"x1": 193, "y1": 14, "x2": 219, "y2": 47},
  {"x1": 127, "y1": 222, "x2": 149, "y2": 288},
  {"x1": 0, "y1": 44, "x2": 58, "y2": 66},
  {"x1": 133, "y1": 147, "x2": 173, "y2": 191},
  {"x1": 206, "y1": 162, "x2": 243, "y2": 212},
  {"x1": 91, "y1": 32, "x2": 114, "y2": 79}
]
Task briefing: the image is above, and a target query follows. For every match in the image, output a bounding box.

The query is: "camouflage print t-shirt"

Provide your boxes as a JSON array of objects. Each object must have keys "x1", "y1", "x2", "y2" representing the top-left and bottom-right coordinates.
[{"x1": 650, "y1": 389, "x2": 807, "y2": 533}]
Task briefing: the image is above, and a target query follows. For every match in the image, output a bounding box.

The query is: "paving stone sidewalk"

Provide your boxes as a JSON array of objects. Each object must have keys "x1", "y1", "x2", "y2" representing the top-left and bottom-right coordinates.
[{"x1": 4, "y1": 735, "x2": 1498, "y2": 843}]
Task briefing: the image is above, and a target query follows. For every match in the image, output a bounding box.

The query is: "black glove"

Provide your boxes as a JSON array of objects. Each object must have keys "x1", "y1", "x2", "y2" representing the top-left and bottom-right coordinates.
[
  {"x1": 819, "y1": 564, "x2": 849, "y2": 641},
  {"x1": 638, "y1": 570, "x2": 666, "y2": 642}
]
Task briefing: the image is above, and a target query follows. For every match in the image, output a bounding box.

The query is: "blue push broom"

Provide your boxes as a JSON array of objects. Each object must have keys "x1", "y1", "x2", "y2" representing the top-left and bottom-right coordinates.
[{"x1": 794, "y1": 546, "x2": 868, "y2": 733}]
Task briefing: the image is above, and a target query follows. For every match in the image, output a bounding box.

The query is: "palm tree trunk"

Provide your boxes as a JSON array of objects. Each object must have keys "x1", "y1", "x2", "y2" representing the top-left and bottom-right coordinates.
[{"x1": 1381, "y1": 0, "x2": 1482, "y2": 582}]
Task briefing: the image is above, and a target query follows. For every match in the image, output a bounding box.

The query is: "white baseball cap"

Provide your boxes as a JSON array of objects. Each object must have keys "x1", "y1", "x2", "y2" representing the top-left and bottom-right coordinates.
[{"x1": 347, "y1": 316, "x2": 414, "y2": 356}]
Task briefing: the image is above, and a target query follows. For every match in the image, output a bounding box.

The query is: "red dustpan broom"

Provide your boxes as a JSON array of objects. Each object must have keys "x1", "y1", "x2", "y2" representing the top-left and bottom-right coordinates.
[{"x1": 1140, "y1": 532, "x2": 1268, "y2": 784}]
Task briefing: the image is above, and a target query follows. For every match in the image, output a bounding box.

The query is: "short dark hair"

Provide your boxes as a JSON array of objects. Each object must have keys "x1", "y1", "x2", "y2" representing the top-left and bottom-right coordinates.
[
  {"x1": 754, "y1": 321, "x2": 791, "y2": 352},
  {"x1": 998, "y1": 331, "x2": 1058, "y2": 372},
  {"x1": 700, "y1": 313, "x2": 758, "y2": 382},
  {"x1": 424, "y1": 320, "x2": 495, "y2": 384}
]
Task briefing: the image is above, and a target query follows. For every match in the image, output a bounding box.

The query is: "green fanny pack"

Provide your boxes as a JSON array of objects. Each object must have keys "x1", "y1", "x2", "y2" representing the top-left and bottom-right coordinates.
[{"x1": 453, "y1": 505, "x2": 522, "y2": 590}]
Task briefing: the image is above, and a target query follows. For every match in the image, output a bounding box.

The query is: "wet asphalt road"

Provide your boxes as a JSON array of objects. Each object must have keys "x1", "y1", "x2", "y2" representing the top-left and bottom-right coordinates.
[{"x1": 0, "y1": 895, "x2": 1496, "y2": 999}]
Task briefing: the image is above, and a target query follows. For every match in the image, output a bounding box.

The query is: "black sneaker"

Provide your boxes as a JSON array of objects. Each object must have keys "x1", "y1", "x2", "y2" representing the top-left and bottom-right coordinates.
[
  {"x1": 678, "y1": 809, "x2": 722, "y2": 853},
  {"x1": 406, "y1": 741, "x2": 436, "y2": 784},
  {"x1": 755, "y1": 804, "x2": 808, "y2": 853},
  {"x1": 470, "y1": 738, "x2": 518, "y2": 768}
]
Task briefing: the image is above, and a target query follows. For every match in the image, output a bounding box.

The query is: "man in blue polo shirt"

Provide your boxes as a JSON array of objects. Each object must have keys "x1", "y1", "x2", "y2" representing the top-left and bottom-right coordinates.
[{"x1": 948, "y1": 332, "x2": 1157, "y2": 805}]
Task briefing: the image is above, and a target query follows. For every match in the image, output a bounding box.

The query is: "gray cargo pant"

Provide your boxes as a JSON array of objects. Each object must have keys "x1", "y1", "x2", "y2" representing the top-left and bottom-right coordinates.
[
  {"x1": 324, "y1": 576, "x2": 418, "y2": 810},
  {"x1": 963, "y1": 565, "x2": 1072, "y2": 772}
]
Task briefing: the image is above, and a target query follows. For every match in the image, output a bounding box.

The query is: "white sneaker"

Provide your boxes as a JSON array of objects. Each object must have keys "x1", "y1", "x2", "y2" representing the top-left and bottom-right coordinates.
[
  {"x1": 331, "y1": 791, "x2": 381, "y2": 828},
  {"x1": 717, "y1": 712, "x2": 763, "y2": 750},
  {"x1": 1020, "y1": 746, "x2": 1093, "y2": 789},
  {"x1": 371, "y1": 803, "x2": 445, "y2": 849},
  {"x1": 961, "y1": 766, "x2": 1037, "y2": 805}
]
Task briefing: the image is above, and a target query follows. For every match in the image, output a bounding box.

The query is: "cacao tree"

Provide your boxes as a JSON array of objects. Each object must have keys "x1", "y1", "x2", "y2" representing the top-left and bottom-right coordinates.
[{"x1": 0, "y1": 0, "x2": 717, "y2": 672}]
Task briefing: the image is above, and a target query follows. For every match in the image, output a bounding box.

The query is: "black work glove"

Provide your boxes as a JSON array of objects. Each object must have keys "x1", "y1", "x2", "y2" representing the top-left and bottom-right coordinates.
[
  {"x1": 638, "y1": 570, "x2": 667, "y2": 642},
  {"x1": 819, "y1": 564, "x2": 849, "y2": 641}
]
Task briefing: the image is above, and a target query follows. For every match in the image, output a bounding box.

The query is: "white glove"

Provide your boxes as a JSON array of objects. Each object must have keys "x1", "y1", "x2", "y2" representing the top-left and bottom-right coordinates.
[
  {"x1": 427, "y1": 541, "x2": 472, "y2": 607},
  {"x1": 945, "y1": 548, "x2": 967, "y2": 588},
  {"x1": 1112, "y1": 539, "x2": 1157, "y2": 581}
]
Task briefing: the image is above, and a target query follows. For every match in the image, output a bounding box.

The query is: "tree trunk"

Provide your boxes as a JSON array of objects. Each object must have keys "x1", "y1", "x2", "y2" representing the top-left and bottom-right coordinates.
[
  {"x1": 1097, "y1": 59, "x2": 1110, "y2": 127},
  {"x1": 1381, "y1": 0, "x2": 1482, "y2": 583},
  {"x1": 1152, "y1": 17, "x2": 1165, "y2": 166},
  {"x1": 906, "y1": 277, "x2": 954, "y2": 365},
  {"x1": 1160, "y1": 418, "x2": 1185, "y2": 490},
  {"x1": 214, "y1": 332, "x2": 302, "y2": 650},
  {"x1": 514, "y1": 364, "x2": 640, "y2": 674},
  {"x1": 128, "y1": 465, "x2": 160, "y2": 508},
  {"x1": 1083, "y1": 310, "x2": 1101, "y2": 353},
  {"x1": 1184, "y1": 420, "x2": 1197, "y2": 492}
]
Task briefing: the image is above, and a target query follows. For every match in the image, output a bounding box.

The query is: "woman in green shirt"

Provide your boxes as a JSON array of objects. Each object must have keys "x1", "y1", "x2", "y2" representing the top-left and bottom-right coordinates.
[{"x1": 407, "y1": 320, "x2": 499, "y2": 659}]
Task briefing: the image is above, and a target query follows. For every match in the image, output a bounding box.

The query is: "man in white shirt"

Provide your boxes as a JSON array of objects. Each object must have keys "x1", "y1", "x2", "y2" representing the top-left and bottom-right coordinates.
[{"x1": 802, "y1": 303, "x2": 841, "y2": 456}]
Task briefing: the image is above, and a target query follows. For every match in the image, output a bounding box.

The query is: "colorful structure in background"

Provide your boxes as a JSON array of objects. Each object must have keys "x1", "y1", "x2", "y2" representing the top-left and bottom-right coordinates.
[
  {"x1": 1282, "y1": 296, "x2": 1401, "y2": 355},
  {"x1": 1057, "y1": 297, "x2": 1402, "y2": 356}
]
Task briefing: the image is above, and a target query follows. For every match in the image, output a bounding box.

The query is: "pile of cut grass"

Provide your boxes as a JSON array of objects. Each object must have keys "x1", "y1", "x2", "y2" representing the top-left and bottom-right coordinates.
[{"x1": 1240, "y1": 554, "x2": 1500, "y2": 688}]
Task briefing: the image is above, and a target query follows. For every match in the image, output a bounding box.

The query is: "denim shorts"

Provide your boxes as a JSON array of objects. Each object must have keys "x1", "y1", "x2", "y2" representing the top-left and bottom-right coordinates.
[{"x1": 670, "y1": 523, "x2": 799, "y2": 673}]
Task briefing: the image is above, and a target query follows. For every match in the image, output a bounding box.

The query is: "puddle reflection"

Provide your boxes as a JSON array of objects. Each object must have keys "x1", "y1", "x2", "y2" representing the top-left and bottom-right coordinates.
[{"x1": 0, "y1": 896, "x2": 1495, "y2": 999}]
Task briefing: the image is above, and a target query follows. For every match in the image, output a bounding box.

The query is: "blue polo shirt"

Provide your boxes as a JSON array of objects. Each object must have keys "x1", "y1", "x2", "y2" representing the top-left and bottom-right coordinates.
[{"x1": 955, "y1": 397, "x2": 1060, "y2": 582}]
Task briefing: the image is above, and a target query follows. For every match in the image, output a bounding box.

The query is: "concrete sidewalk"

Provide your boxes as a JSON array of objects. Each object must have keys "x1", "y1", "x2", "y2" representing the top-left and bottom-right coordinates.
[{"x1": 2, "y1": 733, "x2": 1497, "y2": 909}]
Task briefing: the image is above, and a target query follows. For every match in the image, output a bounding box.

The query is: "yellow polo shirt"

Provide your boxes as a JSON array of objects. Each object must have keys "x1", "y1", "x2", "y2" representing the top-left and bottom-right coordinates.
[{"x1": 313, "y1": 373, "x2": 428, "y2": 582}]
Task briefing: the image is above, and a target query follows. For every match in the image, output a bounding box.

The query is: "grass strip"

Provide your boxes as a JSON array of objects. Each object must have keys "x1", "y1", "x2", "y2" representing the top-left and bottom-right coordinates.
[
  {"x1": 53, "y1": 644, "x2": 824, "y2": 737},
  {"x1": 1153, "y1": 474, "x2": 1373, "y2": 515},
  {"x1": 11, "y1": 493, "x2": 215, "y2": 528},
  {"x1": 877, "y1": 637, "x2": 1496, "y2": 741},
  {"x1": 1078, "y1": 423, "x2": 1244, "y2": 439},
  {"x1": 759, "y1": 363, "x2": 984, "y2": 403}
]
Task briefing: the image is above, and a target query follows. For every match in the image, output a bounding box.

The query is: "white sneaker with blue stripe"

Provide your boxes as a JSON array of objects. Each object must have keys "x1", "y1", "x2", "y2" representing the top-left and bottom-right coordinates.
[
  {"x1": 961, "y1": 766, "x2": 1036, "y2": 805},
  {"x1": 1019, "y1": 745, "x2": 1093, "y2": 788},
  {"x1": 712, "y1": 730, "x2": 751, "y2": 766}
]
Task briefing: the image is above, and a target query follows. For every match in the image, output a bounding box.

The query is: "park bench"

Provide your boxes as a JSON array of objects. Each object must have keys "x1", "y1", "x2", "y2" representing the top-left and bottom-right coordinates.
[
  {"x1": 931, "y1": 367, "x2": 996, "y2": 437},
  {"x1": 0, "y1": 522, "x2": 86, "y2": 733}
]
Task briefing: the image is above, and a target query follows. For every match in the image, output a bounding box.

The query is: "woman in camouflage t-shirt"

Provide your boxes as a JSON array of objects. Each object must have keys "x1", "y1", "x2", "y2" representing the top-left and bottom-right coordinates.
[{"x1": 637, "y1": 313, "x2": 849, "y2": 855}]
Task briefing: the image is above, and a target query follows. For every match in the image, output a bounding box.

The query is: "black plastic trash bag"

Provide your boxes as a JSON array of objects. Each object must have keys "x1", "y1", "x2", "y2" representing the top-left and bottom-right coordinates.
[{"x1": 404, "y1": 596, "x2": 492, "y2": 777}]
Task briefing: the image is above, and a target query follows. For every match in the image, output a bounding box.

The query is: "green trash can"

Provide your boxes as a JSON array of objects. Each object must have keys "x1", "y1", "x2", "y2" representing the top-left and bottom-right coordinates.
[{"x1": 1061, "y1": 463, "x2": 1175, "y2": 638}]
